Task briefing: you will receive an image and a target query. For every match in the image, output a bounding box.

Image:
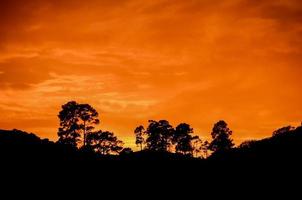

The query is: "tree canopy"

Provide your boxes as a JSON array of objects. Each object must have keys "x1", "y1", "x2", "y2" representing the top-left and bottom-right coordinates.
[
  {"x1": 209, "y1": 120, "x2": 234, "y2": 152},
  {"x1": 145, "y1": 120, "x2": 175, "y2": 152},
  {"x1": 57, "y1": 101, "x2": 99, "y2": 148},
  {"x1": 86, "y1": 130, "x2": 124, "y2": 155},
  {"x1": 173, "y1": 123, "x2": 194, "y2": 155}
]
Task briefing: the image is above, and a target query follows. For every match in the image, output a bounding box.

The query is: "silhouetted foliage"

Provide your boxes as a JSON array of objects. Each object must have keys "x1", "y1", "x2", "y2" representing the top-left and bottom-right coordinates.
[
  {"x1": 209, "y1": 120, "x2": 234, "y2": 152},
  {"x1": 2, "y1": 98, "x2": 302, "y2": 176},
  {"x1": 173, "y1": 123, "x2": 194, "y2": 155},
  {"x1": 272, "y1": 126, "x2": 295, "y2": 137},
  {"x1": 78, "y1": 103, "x2": 100, "y2": 146},
  {"x1": 134, "y1": 125, "x2": 145, "y2": 151},
  {"x1": 57, "y1": 101, "x2": 81, "y2": 147},
  {"x1": 57, "y1": 101, "x2": 99, "y2": 148},
  {"x1": 192, "y1": 136, "x2": 203, "y2": 158},
  {"x1": 145, "y1": 120, "x2": 174, "y2": 152},
  {"x1": 1, "y1": 124, "x2": 302, "y2": 169},
  {"x1": 202, "y1": 141, "x2": 210, "y2": 158},
  {"x1": 209, "y1": 125, "x2": 302, "y2": 165},
  {"x1": 142, "y1": 120, "x2": 206, "y2": 156},
  {"x1": 86, "y1": 130, "x2": 123, "y2": 155},
  {"x1": 238, "y1": 140, "x2": 258, "y2": 149},
  {"x1": 191, "y1": 136, "x2": 209, "y2": 158}
]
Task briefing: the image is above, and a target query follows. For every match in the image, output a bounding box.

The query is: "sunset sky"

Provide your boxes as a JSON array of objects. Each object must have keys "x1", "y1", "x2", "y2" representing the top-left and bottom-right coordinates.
[{"x1": 0, "y1": 0, "x2": 301, "y2": 149}]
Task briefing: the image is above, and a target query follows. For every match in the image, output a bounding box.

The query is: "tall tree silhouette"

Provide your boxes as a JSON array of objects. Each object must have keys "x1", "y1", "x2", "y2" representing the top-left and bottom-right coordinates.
[
  {"x1": 78, "y1": 104, "x2": 99, "y2": 147},
  {"x1": 57, "y1": 101, "x2": 99, "y2": 148},
  {"x1": 145, "y1": 120, "x2": 174, "y2": 152},
  {"x1": 134, "y1": 125, "x2": 145, "y2": 151},
  {"x1": 86, "y1": 130, "x2": 123, "y2": 155},
  {"x1": 57, "y1": 101, "x2": 81, "y2": 147},
  {"x1": 209, "y1": 120, "x2": 234, "y2": 152},
  {"x1": 173, "y1": 123, "x2": 194, "y2": 155}
]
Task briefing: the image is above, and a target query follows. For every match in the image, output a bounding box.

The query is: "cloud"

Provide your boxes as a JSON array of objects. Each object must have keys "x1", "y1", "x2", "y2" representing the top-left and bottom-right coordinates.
[{"x1": 0, "y1": 0, "x2": 301, "y2": 144}]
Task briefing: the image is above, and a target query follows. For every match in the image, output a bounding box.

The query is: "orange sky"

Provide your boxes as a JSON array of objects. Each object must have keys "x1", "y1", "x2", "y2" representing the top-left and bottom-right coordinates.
[{"x1": 0, "y1": 0, "x2": 302, "y2": 149}]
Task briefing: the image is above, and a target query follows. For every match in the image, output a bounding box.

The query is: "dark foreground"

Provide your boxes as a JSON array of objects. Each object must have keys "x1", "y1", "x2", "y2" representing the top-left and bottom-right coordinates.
[{"x1": 0, "y1": 128, "x2": 301, "y2": 195}]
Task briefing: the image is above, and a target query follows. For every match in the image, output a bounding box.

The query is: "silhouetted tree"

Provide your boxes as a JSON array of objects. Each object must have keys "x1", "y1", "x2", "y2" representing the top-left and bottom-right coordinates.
[
  {"x1": 57, "y1": 101, "x2": 99, "y2": 148},
  {"x1": 201, "y1": 140, "x2": 209, "y2": 158},
  {"x1": 134, "y1": 125, "x2": 145, "y2": 151},
  {"x1": 78, "y1": 104, "x2": 99, "y2": 147},
  {"x1": 173, "y1": 123, "x2": 194, "y2": 155},
  {"x1": 209, "y1": 120, "x2": 234, "y2": 152},
  {"x1": 86, "y1": 130, "x2": 123, "y2": 155},
  {"x1": 192, "y1": 136, "x2": 203, "y2": 158},
  {"x1": 145, "y1": 120, "x2": 174, "y2": 152},
  {"x1": 57, "y1": 101, "x2": 81, "y2": 147},
  {"x1": 191, "y1": 136, "x2": 209, "y2": 158}
]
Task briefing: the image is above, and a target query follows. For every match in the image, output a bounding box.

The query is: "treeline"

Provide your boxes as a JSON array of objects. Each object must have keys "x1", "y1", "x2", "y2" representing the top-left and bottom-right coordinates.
[
  {"x1": 57, "y1": 101, "x2": 302, "y2": 159},
  {"x1": 0, "y1": 100, "x2": 302, "y2": 164},
  {"x1": 57, "y1": 101, "x2": 236, "y2": 157}
]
